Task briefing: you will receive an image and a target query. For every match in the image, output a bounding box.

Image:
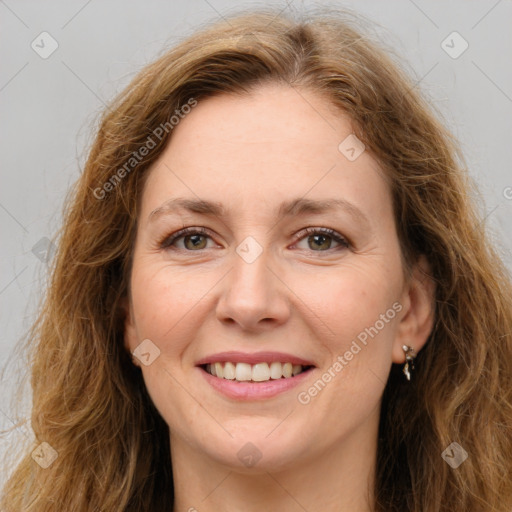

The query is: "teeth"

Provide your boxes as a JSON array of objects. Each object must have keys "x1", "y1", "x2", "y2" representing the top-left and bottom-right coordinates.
[
  {"x1": 292, "y1": 364, "x2": 302, "y2": 376},
  {"x1": 235, "y1": 363, "x2": 252, "y2": 381},
  {"x1": 269, "y1": 361, "x2": 282, "y2": 379},
  {"x1": 214, "y1": 362, "x2": 223, "y2": 379},
  {"x1": 252, "y1": 363, "x2": 270, "y2": 382},
  {"x1": 223, "y1": 361, "x2": 236, "y2": 380},
  {"x1": 205, "y1": 362, "x2": 307, "y2": 382}
]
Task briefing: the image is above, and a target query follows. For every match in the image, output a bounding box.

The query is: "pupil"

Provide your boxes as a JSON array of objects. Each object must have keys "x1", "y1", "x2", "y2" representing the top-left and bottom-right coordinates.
[
  {"x1": 311, "y1": 234, "x2": 330, "y2": 250},
  {"x1": 187, "y1": 235, "x2": 205, "y2": 249}
]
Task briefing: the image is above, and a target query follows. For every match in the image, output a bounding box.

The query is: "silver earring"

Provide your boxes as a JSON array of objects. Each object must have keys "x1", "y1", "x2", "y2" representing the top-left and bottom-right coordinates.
[{"x1": 402, "y1": 345, "x2": 417, "y2": 381}]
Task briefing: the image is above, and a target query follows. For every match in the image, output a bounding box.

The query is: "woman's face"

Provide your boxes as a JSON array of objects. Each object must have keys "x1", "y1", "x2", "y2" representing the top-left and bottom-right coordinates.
[{"x1": 124, "y1": 83, "x2": 425, "y2": 472}]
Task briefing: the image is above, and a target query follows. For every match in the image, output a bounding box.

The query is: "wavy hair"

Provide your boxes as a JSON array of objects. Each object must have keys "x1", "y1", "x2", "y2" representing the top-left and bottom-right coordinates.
[{"x1": 2, "y1": 8, "x2": 511, "y2": 511}]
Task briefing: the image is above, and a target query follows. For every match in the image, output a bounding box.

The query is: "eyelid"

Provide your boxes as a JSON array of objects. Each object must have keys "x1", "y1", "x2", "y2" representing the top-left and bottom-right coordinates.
[
  {"x1": 292, "y1": 226, "x2": 350, "y2": 249},
  {"x1": 158, "y1": 226, "x2": 213, "y2": 249},
  {"x1": 158, "y1": 226, "x2": 350, "y2": 251}
]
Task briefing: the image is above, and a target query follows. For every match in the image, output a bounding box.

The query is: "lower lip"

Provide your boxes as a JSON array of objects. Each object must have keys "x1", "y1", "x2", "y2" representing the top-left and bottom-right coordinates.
[{"x1": 198, "y1": 366, "x2": 315, "y2": 400}]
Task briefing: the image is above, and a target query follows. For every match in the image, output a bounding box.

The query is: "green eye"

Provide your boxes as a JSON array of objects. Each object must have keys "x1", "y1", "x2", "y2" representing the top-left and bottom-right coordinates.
[
  {"x1": 159, "y1": 227, "x2": 212, "y2": 250},
  {"x1": 159, "y1": 226, "x2": 349, "y2": 253},
  {"x1": 293, "y1": 227, "x2": 349, "y2": 252}
]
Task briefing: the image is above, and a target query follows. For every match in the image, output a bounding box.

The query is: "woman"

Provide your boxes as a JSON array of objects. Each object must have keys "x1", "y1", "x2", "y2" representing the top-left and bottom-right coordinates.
[{"x1": 2, "y1": 8, "x2": 511, "y2": 512}]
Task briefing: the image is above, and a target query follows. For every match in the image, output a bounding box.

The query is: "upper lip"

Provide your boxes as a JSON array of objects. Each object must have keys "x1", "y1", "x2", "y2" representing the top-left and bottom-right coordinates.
[{"x1": 195, "y1": 351, "x2": 316, "y2": 367}]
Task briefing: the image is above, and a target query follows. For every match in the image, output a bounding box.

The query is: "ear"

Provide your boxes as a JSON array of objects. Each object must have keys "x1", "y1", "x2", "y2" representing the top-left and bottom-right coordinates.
[
  {"x1": 392, "y1": 255, "x2": 436, "y2": 364},
  {"x1": 120, "y1": 295, "x2": 141, "y2": 368}
]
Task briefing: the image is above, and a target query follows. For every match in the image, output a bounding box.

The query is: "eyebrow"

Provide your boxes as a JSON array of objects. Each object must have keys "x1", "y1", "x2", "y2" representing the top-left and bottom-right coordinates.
[{"x1": 148, "y1": 197, "x2": 370, "y2": 227}]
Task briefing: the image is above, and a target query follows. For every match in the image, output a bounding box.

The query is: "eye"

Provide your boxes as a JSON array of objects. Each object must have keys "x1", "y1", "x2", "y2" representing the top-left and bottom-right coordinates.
[
  {"x1": 158, "y1": 227, "x2": 215, "y2": 251},
  {"x1": 158, "y1": 226, "x2": 350, "y2": 252},
  {"x1": 292, "y1": 227, "x2": 349, "y2": 252}
]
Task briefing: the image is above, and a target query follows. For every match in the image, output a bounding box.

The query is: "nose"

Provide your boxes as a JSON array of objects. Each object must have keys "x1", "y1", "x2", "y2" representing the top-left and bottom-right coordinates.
[{"x1": 215, "y1": 243, "x2": 290, "y2": 332}]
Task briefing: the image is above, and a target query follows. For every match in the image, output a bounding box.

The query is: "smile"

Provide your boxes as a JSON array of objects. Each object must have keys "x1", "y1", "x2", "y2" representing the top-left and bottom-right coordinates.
[
  {"x1": 195, "y1": 351, "x2": 317, "y2": 400},
  {"x1": 203, "y1": 361, "x2": 313, "y2": 382}
]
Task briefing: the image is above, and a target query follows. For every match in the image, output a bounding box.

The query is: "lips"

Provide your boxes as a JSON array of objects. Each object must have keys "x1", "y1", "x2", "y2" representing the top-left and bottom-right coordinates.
[
  {"x1": 198, "y1": 360, "x2": 316, "y2": 400},
  {"x1": 205, "y1": 361, "x2": 312, "y2": 382},
  {"x1": 195, "y1": 351, "x2": 316, "y2": 367},
  {"x1": 195, "y1": 351, "x2": 316, "y2": 387}
]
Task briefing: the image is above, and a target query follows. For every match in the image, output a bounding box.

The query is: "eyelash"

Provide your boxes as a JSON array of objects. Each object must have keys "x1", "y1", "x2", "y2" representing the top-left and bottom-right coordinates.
[{"x1": 158, "y1": 226, "x2": 350, "y2": 253}]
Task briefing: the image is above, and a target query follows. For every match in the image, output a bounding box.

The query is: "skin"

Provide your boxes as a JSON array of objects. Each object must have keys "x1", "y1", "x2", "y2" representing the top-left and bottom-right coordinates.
[{"x1": 124, "y1": 83, "x2": 435, "y2": 512}]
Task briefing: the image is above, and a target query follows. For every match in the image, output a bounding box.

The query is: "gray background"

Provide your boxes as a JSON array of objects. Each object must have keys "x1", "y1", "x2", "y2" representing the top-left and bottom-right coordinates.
[{"x1": 1, "y1": 0, "x2": 511, "y2": 486}]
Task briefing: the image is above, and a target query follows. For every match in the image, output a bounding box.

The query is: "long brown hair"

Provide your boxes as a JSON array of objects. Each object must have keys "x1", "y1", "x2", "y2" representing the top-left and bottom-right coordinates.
[{"x1": 2, "y1": 8, "x2": 511, "y2": 511}]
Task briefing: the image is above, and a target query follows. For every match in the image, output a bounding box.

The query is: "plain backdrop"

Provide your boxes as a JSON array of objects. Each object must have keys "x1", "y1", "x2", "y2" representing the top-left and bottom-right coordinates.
[{"x1": 1, "y1": 0, "x2": 511, "y2": 486}]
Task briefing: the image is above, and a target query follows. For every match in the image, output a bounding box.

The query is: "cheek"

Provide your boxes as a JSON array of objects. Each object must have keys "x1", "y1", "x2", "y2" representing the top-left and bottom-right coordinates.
[
  {"x1": 295, "y1": 261, "x2": 401, "y2": 343},
  {"x1": 129, "y1": 263, "x2": 216, "y2": 353},
  {"x1": 128, "y1": 265, "x2": 211, "y2": 414},
  {"x1": 294, "y1": 267, "x2": 401, "y2": 432},
  {"x1": 130, "y1": 253, "x2": 402, "y2": 352},
  {"x1": 296, "y1": 261, "x2": 403, "y2": 410}
]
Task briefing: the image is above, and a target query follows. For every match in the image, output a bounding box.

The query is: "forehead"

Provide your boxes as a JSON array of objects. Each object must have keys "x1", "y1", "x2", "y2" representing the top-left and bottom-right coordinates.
[{"x1": 140, "y1": 83, "x2": 392, "y2": 226}]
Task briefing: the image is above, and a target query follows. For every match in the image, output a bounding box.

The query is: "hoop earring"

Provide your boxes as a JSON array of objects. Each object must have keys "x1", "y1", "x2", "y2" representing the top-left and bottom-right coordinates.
[{"x1": 402, "y1": 345, "x2": 417, "y2": 381}]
